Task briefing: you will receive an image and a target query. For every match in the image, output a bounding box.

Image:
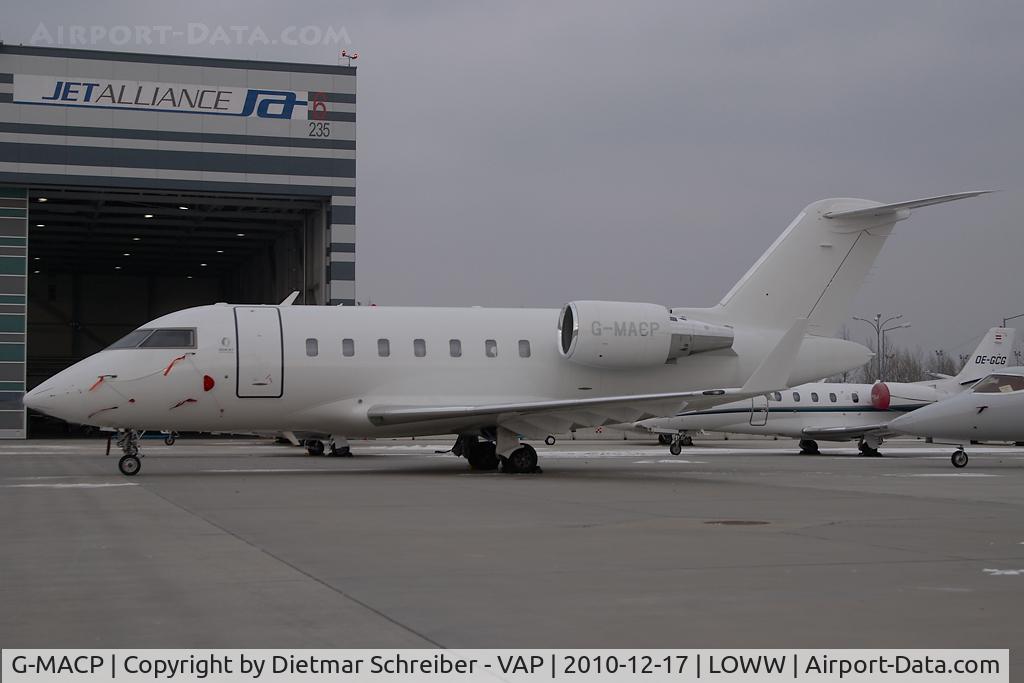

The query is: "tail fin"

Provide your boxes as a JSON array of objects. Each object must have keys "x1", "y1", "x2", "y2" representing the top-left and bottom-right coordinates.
[
  {"x1": 715, "y1": 192, "x2": 991, "y2": 335},
  {"x1": 954, "y1": 326, "x2": 1016, "y2": 384}
]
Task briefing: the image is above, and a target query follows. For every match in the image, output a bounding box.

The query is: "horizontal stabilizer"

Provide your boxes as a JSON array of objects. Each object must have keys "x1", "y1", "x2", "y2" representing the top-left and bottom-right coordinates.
[{"x1": 822, "y1": 191, "x2": 993, "y2": 220}]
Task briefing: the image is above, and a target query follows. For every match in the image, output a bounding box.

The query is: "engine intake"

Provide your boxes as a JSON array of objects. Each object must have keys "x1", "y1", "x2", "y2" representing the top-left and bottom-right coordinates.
[{"x1": 558, "y1": 301, "x2": 734, "y2": 369}]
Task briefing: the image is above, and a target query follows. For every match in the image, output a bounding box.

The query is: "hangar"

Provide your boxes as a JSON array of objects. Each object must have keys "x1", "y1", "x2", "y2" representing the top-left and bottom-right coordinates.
[{"x1": 0, "y1": 44, "x2": 357, "y2": 437}]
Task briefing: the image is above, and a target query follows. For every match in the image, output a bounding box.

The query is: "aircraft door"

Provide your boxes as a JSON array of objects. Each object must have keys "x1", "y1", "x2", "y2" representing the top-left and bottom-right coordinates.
[
  {"x1": 750, "y1": 395, "x2": 768, "y2": 426},
  {"x1": 234, "y1": 307, "x2": 284, "y2": 398}
]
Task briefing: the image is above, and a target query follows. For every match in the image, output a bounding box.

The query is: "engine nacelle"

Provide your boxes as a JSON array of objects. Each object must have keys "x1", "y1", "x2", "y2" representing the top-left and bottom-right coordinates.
[
  {"x1": 871, "y1": 382, "x2": 942, "y2": 410},
  {"x1": 557, "y1": 301, "x2": 734, "y2": 369}
]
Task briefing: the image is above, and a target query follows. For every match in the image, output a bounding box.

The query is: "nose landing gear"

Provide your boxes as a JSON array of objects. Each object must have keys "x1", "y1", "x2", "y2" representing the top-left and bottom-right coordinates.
[
  {"x1": 951, "y1": 448, "x2": 969, "y2": 468},
  {"x1": 115, "y1": 430, "x2": 143, "y2": 476},
  {"x1": 668, "y1": 433, "x2": 693, "y2": 455}
]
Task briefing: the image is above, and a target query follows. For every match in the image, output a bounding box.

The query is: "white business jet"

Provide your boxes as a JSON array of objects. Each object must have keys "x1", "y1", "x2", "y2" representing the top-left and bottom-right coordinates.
[
  {"x1": 633, "y1": 327, "x2": 1014, "y2": 456},
  {"x1": 889, "y1": 367, "x2": 1024, "y2": 468},
  {"x1": 24, "y1": 192, "x2": 988, "y2": 476}
]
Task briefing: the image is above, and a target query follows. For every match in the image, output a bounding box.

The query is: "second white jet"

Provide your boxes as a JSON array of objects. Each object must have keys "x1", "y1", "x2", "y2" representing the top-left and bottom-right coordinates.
[{"x1": 634, "y1": 326, "x2": 1015, "y2": 456}]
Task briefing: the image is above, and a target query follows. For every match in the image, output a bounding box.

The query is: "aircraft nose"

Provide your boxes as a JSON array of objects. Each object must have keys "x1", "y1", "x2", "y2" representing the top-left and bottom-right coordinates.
[{"x1": 23, "y1": 383, "x2": 59, "y2": 415}]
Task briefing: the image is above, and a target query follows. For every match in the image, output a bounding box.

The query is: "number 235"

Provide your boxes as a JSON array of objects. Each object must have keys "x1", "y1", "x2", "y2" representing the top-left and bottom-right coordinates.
[{"x1": 308, "y1": 122, "x2": 331, "y2": 137}]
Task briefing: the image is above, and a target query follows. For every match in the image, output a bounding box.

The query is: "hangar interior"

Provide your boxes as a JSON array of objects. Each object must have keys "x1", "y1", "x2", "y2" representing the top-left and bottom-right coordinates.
[{"x1": 26, "y1": 187, "x2": 328, "y2": 435}]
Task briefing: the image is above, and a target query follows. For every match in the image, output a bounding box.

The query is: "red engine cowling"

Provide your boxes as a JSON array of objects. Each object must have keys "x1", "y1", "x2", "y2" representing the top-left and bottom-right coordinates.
[{"x1": 871, "y1": 382, "x2": 891, "y2": 410}]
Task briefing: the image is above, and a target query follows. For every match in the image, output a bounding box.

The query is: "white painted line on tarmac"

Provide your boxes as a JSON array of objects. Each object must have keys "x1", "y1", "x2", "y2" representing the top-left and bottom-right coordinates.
[
  {"x1": 883, "y1": 473, "x2": 1001, "y2": 478},
  {"x1": 202, "y1": 468, "x2": 341, "y2": 473},
  {"x1": 983, "y1": 568, "x2": 1024, "y2": 576},
  {"x1": 2, "y1": 482, "x2": 138, "y2": 488},
  {"x1": 635, "y1": 459, "x2": 708, "y2": 464}
]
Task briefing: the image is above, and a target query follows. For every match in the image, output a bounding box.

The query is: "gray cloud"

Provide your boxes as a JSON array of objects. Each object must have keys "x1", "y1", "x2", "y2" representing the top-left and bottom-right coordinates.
[{"x1": 3, "y1": 0, "x2": 1022, "y2": 355}]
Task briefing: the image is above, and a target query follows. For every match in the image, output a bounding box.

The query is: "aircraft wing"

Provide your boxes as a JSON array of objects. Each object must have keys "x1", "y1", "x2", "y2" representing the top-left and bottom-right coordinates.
[
  {"x1": 800, "y1": 424, "x2": 892, "y2": 440},
  {"x1": 367, "y1": 319, "x2": 808, "y2": 436}
]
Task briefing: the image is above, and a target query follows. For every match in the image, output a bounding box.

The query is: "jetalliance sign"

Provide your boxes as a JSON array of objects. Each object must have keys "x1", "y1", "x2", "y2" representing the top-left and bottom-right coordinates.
[{"x1": 13, "y1": 74, "x2": 317, "y2": 119}]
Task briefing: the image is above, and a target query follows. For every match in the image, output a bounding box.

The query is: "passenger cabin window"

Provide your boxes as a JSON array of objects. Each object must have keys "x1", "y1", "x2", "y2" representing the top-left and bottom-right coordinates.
[
  {"x1": 377, "y1": 339, "x2": 390, "y2": 357},
  {"x1": 413, "y1": 338, "x2": 426, "y2": 357},
  {"x1": 305, "y1": 338, "x2": 319, "y2": 357},
  {"x1": 518, "y1": 340, "x2": 531, "y2": 358},
  {"x1": 811, "y1": 392, "x2": 819, "y2": 403},
  {"x1": 449, "y1": 339, "x2": 462, "y2": 357},
  {"x1": 792, "y1": 392, "x2": 801, "y2": 402},
  {"x1": 342, "y1": 338, "x2": 355, "y2": 357},
  {"x1": 121, "y1": 328, "x2": 196, "y2": 349},
  {"x1": 769, "y1": 391, "x2": 782, "y2": 402},
  {"x1": 852, "y1": 392, "x2": 860, "y2": 403},
  {"x1": 485, "y1": 339, "x2": 498, "y2": 358},
  {"x1": 972, "y1": 373, "x2": 1024, "y2": 393},
  {"x1": 829, "y1": 392, "x2": 837, "y2": 403}
]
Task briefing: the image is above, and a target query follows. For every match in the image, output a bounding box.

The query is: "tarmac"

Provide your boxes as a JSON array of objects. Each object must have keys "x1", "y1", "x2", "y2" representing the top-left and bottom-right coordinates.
[{"x1": 1, "y1": 436, "x2": 1022, "y2": 659}]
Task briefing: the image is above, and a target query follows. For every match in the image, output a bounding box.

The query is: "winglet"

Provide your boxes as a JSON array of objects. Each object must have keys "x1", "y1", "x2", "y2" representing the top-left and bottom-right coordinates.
[
  {"x1": 740, "y1": 318, "x2": 808, "y2": 394},
  {"x1": 822, "y1": 191, "x2": 992, "y2": 220},
  {"x1": 279, "y1": 291, "x2": 300, "y2": 306}
]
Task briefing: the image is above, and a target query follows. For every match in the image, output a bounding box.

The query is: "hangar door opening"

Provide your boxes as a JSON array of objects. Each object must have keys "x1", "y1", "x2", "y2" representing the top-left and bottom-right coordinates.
[{"x1": 25, "y1": 187, "x2": 329, "y2": 437}]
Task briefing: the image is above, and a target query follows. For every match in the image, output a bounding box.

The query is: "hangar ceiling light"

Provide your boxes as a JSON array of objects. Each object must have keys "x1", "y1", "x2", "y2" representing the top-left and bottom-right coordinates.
[
  {"x1": 27, "y1": 187, "x2": 317, "y2": 276},
  {"x1": 179, "y1": 206, "x2": 189, "y2": 210},
  {"x1": 143, "y1": 214, "x2": 154, "y2": 218},
  {"x1": 35, "y1": 224, "x2": 44, "y2": 228},
  {"x1": 37, "y1": 197, "x2": 47, "y2": 203}
]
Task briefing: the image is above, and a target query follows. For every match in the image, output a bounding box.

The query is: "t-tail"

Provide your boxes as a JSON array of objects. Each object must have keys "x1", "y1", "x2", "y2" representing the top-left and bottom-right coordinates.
[
  {"x1": 952, "y1": 326, "x2": 1016, "y2": 384},
  {"x1": 709, "y1": 192, "x2": 992, "y2": 336}
]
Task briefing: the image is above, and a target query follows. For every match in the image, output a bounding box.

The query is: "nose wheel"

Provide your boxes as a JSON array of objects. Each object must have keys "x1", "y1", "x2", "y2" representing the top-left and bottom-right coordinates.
[
  {"x1": 668, "y1": 434, "x2": 692, "y2": 455},
  {"x1": 118, "y1": 454, "x2": 141, "y2": 476},
  {"x1": 115, "y1": 430, "x2": 143, "y2": 476},
  {"x1": 951, "y1": 449, "x2": 969, "y2": 468}
]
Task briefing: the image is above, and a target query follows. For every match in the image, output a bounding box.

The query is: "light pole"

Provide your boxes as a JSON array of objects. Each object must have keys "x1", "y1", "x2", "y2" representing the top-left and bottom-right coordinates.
[
  {"x1": 1001, "y1": 313, "x2": 1024, "y2": 327},
  {"x1": 853, "y1": 313, "x2": 903, "y2": 381},
  {"x1": 880, "y1": 322, "x2": 910, "y2": 380}
]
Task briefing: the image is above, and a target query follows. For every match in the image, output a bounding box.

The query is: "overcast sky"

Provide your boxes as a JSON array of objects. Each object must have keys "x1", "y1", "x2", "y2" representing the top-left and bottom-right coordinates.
[{"x1": 3, "y1": 1, "x2": 1023, "y2": 357}]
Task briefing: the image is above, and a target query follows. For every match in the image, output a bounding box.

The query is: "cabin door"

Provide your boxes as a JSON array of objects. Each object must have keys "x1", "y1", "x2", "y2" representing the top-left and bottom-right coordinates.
[
  {"x1": 234, "y1": 307, "x2": 284, "y2": 398},
  {"x1": 749, "y1": 395, "x2": 769, "y2": 426}
]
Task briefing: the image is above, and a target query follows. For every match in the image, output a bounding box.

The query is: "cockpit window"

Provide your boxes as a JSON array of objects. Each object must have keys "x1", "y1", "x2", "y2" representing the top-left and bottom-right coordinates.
[
  {"x1": 139, "y1": 328, "x2": 196, "y2": 349},
  {"x1": 107, "y1": 327, "x2": 196, "y2": 350},
  {"x1": 108, "y1": 329, "x2": 155, "y2": 349},
  {"x1": 972, "y1": 373, "x2": 1024, "y2": 394}
]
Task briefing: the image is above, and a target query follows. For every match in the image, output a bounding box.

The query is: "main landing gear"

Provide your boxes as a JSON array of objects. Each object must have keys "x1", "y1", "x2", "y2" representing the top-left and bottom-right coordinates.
[
  {"x1": 668, "y1": 433, "x2": 693, "y2": 456},
  {"x1": 951, "y1": 448, "x2": 969, "y2": 468},
  {"x1": 455, "y1": 430, "x2": 542, "y2": 474},
  {"x1": 305, "y1": 437, "x2": 352, "y2": 457},
  {"x1": 116, "y1": 430, "x2": 143, "y2": 476},
  {"x1": 504, "y1": 443, "x2": 539, "y2": 474},
  {"x1": 858, "y1": 435, "x2": 883, "y2": 457},
  {"x1": 453, "y1": 435, "x2": 500, "y2": 471},
  {"x1": 799, "y1": 439, "x2": 820, "y2": 455}
]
